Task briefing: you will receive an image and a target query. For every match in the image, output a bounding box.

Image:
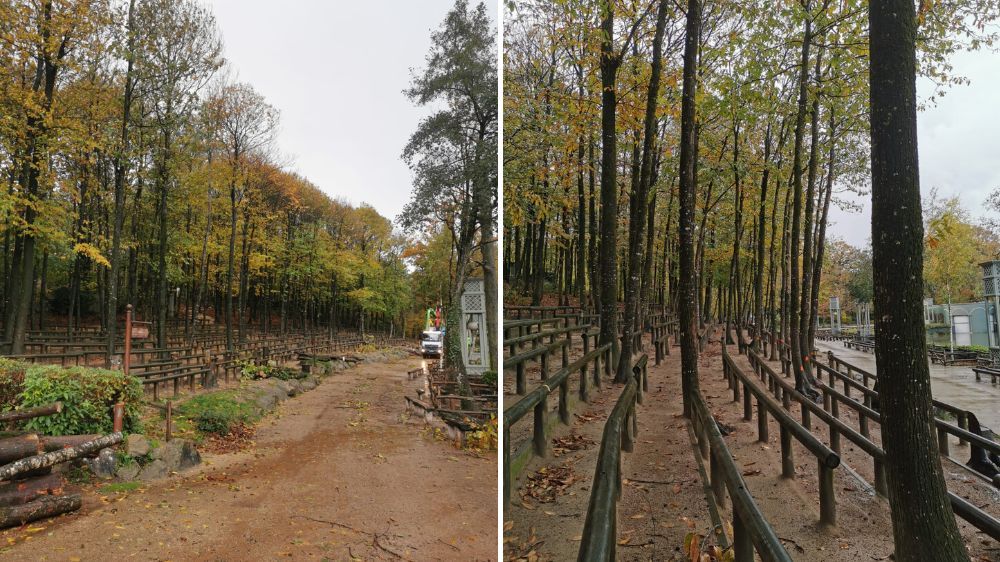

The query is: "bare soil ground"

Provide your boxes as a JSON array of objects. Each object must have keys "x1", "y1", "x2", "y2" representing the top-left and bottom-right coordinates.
[
  {"x1": 0, "y1": 355, "x2": 497, "y2": 561},
  {"x1": 505, "y1": 328, "x2": 1000, "y2": 562},
  {"x1": 504, "y1": 336, "x2": 713, "y2": 561},
  {"x1": 706, "y1": 335, "x2": 999, "y2": 561}
]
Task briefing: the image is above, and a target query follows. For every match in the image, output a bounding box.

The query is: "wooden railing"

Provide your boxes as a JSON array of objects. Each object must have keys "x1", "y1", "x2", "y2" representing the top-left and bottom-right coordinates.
[
  {"x1": 577, "y1": 353, "x2": 648, "y2": 562},
  {"x1": 502, "y1": 344, "x2": 613, "y2": 509}
]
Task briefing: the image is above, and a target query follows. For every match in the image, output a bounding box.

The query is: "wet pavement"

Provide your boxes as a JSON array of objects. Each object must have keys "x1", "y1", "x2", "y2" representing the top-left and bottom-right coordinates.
[{"x1": 817, "y1": 340, "x2": 1000, "y2": 432}]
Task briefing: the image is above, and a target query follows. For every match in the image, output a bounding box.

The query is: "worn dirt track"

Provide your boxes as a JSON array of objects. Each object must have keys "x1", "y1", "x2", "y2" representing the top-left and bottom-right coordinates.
[{"x1": 0, "y1": 355, "x2": 497, "y2": 561}]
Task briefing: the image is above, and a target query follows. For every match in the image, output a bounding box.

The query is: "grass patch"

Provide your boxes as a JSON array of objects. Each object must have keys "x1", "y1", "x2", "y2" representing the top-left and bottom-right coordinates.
[
  {"x1": 101, "y1": 481, "x2": 142, "y2": 494},
  {"x1": 176, "y1": 391, "x2": 262, "y2": 436}
]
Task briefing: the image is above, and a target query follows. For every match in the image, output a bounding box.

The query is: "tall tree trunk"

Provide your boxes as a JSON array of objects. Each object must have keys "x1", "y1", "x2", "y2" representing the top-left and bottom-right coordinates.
[
  {"x1": 678, "y1": 0, "x2": 701, "y2": 417},
  {"x1": 869, "y1": 2, "x2": 968, "y2": 558},
  {"x1": 106, "y1": 0, "x2": 137, "y2": 366},
  {"x1": 618, "y1": 0, "x2": 668, "y2": 382},
  {"x1": 799, "y1": 44, "x2": 824, "y2": 382},
  {"x1": 226, "y1": 181, "x2": 237, "y2": 353},
  {"x1": 597, "y1": 2, "x2": 621, "y2": 360},
  {"x1": 788, "y1": 7, "x2": 814, "y2": 396}
]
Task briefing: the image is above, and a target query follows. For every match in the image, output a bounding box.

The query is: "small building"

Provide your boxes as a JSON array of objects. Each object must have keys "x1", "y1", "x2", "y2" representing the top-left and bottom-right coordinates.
[{"x1": 924, "y1": 300, "x2": 998, "y2": 348}]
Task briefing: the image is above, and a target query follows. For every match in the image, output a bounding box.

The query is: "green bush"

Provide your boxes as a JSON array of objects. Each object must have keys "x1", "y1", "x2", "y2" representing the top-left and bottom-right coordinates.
[
  {"x1": 20, "y1": 366, "x2": 143, "y2": 435},
  {"x1": 479, "y1": 371, "x2": 497, "y2": 387},
  {"x1": 0, "y1": 359, "x2": 29, "y2": 412},
  {"x1": 239, "y1": 361, "x2": 304, "y2": 381},
  {"x1": 177, "y1": 391, "x2": 260, "y2": 435}
]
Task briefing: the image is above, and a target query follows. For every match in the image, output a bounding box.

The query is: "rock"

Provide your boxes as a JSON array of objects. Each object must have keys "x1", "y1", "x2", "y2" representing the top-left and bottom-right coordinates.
[
  {"x1": 124, "y1": 434, "x2": 150, "y2": 458},
  {"x1": 287, "y1": 380, "x2": 303, "y2": 396},
  {"x1": 116, "y1": 463, "x2": 140, "y2": 481},
  {"x1": 255, "y1": 392, "x2": 277, "y2": 411},
  {"x1": 152, "y1": 439, "x2": 201, "y2": 472},
  {"x1": 87, "y1": 448, "x2": 117, "y2": 479},
  {"x1": 138, "y1": 459, "x2": 169, "y2": 481},
  {"x1": 299, "y1": 379, "x2": 317, "y2": 392},
  {"x1": 271, "y1": 379, "x2": 294, "y2": 396}
]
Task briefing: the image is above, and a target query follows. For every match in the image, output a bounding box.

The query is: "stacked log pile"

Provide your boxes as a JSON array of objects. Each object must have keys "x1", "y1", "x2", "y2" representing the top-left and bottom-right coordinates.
[{"x1": 0, "y1": 402, "x2": 124, "y2": 528}]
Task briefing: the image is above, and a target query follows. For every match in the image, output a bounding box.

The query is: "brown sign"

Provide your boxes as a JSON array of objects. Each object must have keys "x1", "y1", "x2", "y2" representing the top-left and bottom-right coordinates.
[{"x1": 131, "y1": 325, "x2": 149, "y2": 339}]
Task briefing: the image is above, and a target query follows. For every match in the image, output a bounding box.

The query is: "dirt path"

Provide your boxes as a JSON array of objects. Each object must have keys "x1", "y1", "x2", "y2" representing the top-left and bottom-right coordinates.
[
  {"x1": 0, "y1": 356, "x2": 497, "y2": 561},
  {"x1": 504, "y1": 337, "x2": 713, "y2": 561}
]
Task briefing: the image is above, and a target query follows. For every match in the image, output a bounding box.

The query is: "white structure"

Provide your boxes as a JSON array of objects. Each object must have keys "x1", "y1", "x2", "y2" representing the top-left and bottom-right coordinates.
[
  {"x1": 459, "y1": 277, "x2": 490, "y2": 374},
  {"x1": 829, "y1": 297, "x2": 841, "y2": 335}
]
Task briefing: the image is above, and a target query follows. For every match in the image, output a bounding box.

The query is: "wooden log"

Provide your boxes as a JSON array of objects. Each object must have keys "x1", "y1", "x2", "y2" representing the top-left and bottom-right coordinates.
[
  {"x1": 0, "y1": 494, "x2": 81, "y2": 529},
  {"x1": 0, "y1": 403, "x2": 63, "y2": 424},
  {"x1": 0, "y1": 434, "x2": 102, "y2": 466},
  {"x1": 0, "y1": 474, "x2": 65, "y2": 507},
  {"x1": 40, "y1": 435, "x2": 100, "y2": 453},
  {"x1": 0, "y1": 435, "x2": 41, "y2": 466},
  {"x1": 0, "y1": 433, "x2": 123, "y2": 481}
]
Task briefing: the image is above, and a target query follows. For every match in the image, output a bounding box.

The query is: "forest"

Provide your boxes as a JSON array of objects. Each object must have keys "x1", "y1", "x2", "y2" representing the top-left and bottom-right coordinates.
[{"x1": 0, "y1": 0, "x2": 422, "y2": 359}]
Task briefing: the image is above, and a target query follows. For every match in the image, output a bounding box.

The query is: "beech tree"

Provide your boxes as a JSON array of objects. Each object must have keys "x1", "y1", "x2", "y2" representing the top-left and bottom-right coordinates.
[
  {"x1": 869, "y1": 1, "x2": 968, "y2": 558},
  {"x1": 401, "y1": 0, "x2": 498, "y2": 375}
]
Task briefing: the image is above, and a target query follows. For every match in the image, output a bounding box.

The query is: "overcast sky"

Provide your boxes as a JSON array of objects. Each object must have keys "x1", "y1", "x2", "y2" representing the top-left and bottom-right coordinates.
[
  {"x1": 827, "y1": 48, "x2": 1000, "y2": 248},
  {"x1": 206, "y1": 0, "x2": 498, "y2": 227}
]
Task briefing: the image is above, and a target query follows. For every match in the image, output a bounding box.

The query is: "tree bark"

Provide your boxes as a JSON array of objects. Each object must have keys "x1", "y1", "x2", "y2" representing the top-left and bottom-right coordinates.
[
  {"x1": 597, "y1": 2, "x2": 620, "y2": 361},
  {"x1": 0, "y1": 474, "x2": 64, "y2": 508},
  {"x1": 0, "y1": 494, "x2": 80, "y2": 529},
  {"x1": 0, "y1": 433, "x2": 123, "y2": 481},
  {"x1": 869, "y1": 2, "x2": 969, "y2": 559},
  {"x1": 618, "y1": 0, "x2": 668, "y2": 383},
  {"x1": 679, "y1": 0, "x2": 701, "y2": 417}
]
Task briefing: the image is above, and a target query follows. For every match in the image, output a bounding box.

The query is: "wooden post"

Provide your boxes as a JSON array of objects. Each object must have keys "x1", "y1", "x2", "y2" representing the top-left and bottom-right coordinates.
[
  {"x1": 780, "y1": 426, "x2": 794, "y2": 478},
  {"x1": 112, "y1": 402, "x2": 124, "y2": 433},
  {"x1": 819, "y1": 462, "x2": 836, "y2": 526},
  {"x1": 558, "y1": 379, "x2": 569, "y2": 425},
  {"x1": 710, "y1": 452, "x2": 725, "y2": 509},
  {"x1": 757, "y1": 398, "x2": 768, "y2": 442},
  {"x1": 123, "y1": 305, "x2": 133, "y2": 375},
  {"x1": 743, "y1": 384, "x2": 752, "y2": 421},
  {"x1": 937, "y1": 425, "x2": 949, "y2": 456},
  {"x1": 533, "y1": 400, "x2": 547, "y2": 457},
  {"x1": 733, "y1": 511, "x2": 753, "y2": 562},
  {"x1": 165, "y1": 400, "x2": 173, "y2": 442}
]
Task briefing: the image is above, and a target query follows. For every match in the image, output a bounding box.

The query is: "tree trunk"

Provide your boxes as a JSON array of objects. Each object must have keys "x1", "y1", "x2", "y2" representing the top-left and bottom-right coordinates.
[
  {"x1": 869, "y1": 3, "x2": 968, "y2": 558},
  {"x1": 617, "y1": 0, "x2": 668, "y2": 383},
  {"x1": 787, "y1": 8, "x2": 813, "y2": 395},
  {"x1": 0, "y1": 474, "x2": 64, "y2": 508},
  {"x1": 678, "y1": 0, "x2": 701, "y2": 417},
  {"x1": 0, "y1": 433, "x2": 124, "y2": 481},
  {"x1": 106, "y1": 0, "x2": 137, "y2": 367},
  {"x1": 0, "y1": 494, "x2": 80, "y2": 529},
  {"x1": 597, "y1": 2, "x2": 620, "y2": 361}
]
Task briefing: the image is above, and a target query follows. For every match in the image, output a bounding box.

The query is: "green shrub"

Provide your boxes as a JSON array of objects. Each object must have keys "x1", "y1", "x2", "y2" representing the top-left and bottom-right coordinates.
[
  {"x1": 268, "y1": 366, "x2": 306, "y2": 381},
  {"x1": 479, "y1": 371, "x2": 497, "y2": 387},
  {"x1": 20, "y1": 366, "x2": 143, "y2": 435},
  {"x1": 177, "y1": 391, "x2": 260, "y2": 436},
  {"x1": 0, "y1": 359, "x2": 29, "y2": 412},
  {"x1": 239, "y1": 361, "x2": 304, "y2": 381}
]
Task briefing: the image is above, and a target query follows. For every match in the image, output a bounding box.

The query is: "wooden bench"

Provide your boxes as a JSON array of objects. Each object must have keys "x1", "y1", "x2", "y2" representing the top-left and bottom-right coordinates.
[
  {"x1": 2, "y1": 352, "x2": 84, "y2": 367},
  {"x1": 972, "y1": 366, "x2": 1000, "y2": 383},
  {"x1": 140, "y1": 364, "x2": 214, "y2": 401}
]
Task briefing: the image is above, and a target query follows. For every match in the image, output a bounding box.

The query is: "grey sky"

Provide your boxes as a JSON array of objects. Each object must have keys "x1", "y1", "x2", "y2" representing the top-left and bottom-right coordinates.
[
  {"x1": 206, "y1": 0, "x2": 498, "y2": 226},
  {"x1": 827, "y1": 48, "x2": 1000, "y2": 248}
]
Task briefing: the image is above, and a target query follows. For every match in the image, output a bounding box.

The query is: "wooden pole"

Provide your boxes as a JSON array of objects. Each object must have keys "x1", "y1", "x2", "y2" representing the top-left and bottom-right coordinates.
[
  {"x1": 165, "y1": 400, "x2": 172, "y2": 442},
  {"x1": 112, "y1": 402, "x2": 124, "y2": 433},
  {"x1": 0, "y1": 494, "x2": 81, "y2": 529},
  {"x1": 0, "y1": 402, "x2": 63, "y2": 424},
  {"x1": 0, "y1": 433, "x2": 124, "y2": 481},
  {"x1": 124, "y1": 305, "x2": 133, "y2": 375}
]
